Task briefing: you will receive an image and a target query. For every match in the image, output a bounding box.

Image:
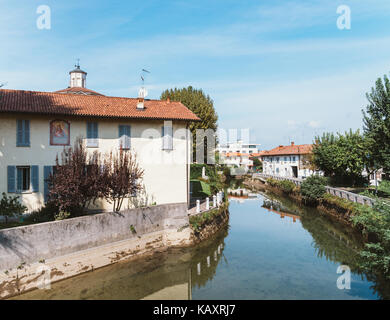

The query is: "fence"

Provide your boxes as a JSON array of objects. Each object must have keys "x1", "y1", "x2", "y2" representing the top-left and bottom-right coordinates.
[{"x1": 254, "y1": 173, "x2": 375, "y2": 207}]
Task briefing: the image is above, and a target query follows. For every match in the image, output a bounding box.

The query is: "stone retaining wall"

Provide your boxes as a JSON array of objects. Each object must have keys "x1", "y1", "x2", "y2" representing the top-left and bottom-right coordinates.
[{"x1": 0, "y1": 203, "x2": 189, "y2": 271}]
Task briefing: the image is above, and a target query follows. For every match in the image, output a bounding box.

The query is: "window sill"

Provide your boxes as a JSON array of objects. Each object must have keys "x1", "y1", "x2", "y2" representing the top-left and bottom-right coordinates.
[{"x1": 16, "y1": 145, "x2": 31, "y2": 148}]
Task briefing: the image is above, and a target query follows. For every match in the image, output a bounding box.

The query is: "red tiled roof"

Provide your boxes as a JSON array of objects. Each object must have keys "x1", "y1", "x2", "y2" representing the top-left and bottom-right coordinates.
[
  {"x1": 54, "y1": 87, "x2": 104, "y2": 96},
  {"x1": 225, "y1": 152, "x2": 250, "y2": 157},
  {"x1": 0, "y1": 89, "x2": 200, "y2": 121},
  {"x1": 263, "y1": 144, "x2": 312, "y2": 156},
  {"x1": 249, "y1": 151, "x2": 267, "y2": 158}
]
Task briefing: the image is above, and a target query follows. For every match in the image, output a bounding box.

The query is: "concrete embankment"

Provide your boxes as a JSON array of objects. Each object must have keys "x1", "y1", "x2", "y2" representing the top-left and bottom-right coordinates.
[{"x1": 0, "y1": 203, "x2": 192, "y2": 299}]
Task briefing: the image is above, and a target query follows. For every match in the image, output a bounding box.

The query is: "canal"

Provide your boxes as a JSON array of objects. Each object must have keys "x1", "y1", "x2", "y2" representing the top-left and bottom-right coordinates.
[{"x1": 12, "y1": 192, "x2": 390, "y2": 300}]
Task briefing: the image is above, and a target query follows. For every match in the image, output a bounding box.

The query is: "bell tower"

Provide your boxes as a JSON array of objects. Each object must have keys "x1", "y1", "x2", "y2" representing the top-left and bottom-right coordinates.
[{"x1": 69, "y1": 60, "x2": 87, "y2": 88}]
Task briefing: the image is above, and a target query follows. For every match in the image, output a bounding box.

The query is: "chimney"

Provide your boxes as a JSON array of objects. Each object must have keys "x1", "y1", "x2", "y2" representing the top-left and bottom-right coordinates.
[
  {"x1": 137, "y1": 97, "x2": 144, "y2": 109},
  {"x1": 166, "y1": 97, "x2": 170, "y2": 103},
  {"x1": 291, "y1": 141, "x2": 295, "y2": 146}
]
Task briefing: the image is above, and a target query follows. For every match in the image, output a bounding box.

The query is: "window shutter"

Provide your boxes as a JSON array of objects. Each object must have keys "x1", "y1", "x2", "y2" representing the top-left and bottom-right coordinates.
[
  {"x1": 7, "y1": 166, "x2": 16, "y2": 193},
  {"x1": 17, "y1": 120, "x2": 23, "y2": 146},
  {"x1": 162, "y1": 126, "x2": 165, "y2": 149},
  {"x1": 24, "y1": 120, "x2": 30, "y2": 146},
  {"x1": 87, "y1": 122, "x2": 98, "y2": 147},
  {"x1": 124, "y1": 125, "x2": 131, "y2": 149},
  {"x1": 44, "y1": 166, "x2": 53, "y2": 203},
  {"x1": 31, "y1": 165, "x2": 39, "y2": 192},
  {"x1": 167, "y1": 125, "x2": 173, "y2": 150},
  {"x1": 162, "y1": 124, "x2": 173, "y2": 150},
  {"x1": 17, "y1": 168, "x2": 22, "y2": 192}
]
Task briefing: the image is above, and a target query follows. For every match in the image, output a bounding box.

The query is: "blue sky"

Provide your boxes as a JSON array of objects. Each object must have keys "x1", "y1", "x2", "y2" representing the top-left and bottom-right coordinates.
[{"x1": 1, "y1": 0, "x2": 390, "y2": 149}]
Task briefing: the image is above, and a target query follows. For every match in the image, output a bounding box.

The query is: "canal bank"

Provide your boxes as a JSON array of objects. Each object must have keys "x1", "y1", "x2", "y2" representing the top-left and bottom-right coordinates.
[
  {"x1": 0, "y1": 201, "x2": 229, "y2": 299},
  {"x1": 12, "y1": 193, "x2": 390, "y2": 300}
]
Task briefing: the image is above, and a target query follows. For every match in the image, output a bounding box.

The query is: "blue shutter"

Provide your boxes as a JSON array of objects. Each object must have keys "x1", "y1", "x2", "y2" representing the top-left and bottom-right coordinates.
[
  {"x1": 93, "y1": 122, "x2": 98, "y2": 138},
  {"x1": 87, "y1": 122, "x2": 92, "y2": 139},
  {"x1": 7, "y1": 166, "x2": 16, "y2": 193},
  {"x1": 162, "y1": 126, "x2": 165, "y2": 149},
  {"x1": 31, "y1": 166, "x2": 39, "y2": 192},
  {"x1": 24, "y1": 120, "x2": 30, "y2": 146},
  {"x1": 87, "y1": 122, "x2": 98, "y2": 147},
  {"x1": 167, "y1": 125, "x2": 173, "y2": 150},
  {"x1": 17, "y1": 168, "x2": 22, "y2": 192},
  {"x1": 17, "y1": 120, "x2": 23, "y2": 146},
  {"x1": 44, "y1": 166, "x2": 53, "y2": 203},
  {"x1": 119, "y1": 125, "x2": 131, "y2": 149},
  {"x1": 16, "y1": 120, "x2": 30, "y2": 147}
]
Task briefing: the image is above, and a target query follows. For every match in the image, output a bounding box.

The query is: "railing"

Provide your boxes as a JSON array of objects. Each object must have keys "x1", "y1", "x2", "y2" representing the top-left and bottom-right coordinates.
[
  {"x1": 325, "y1": 186, "x2": 375, "y2": 207},
  {"x1": 254, "y1": 173, "x2": 303, "y2": 186},
  {"x1": 254, "y1": 173, "x2": 375, "y2": 207},
  {"x1": 189, "y1": 191, "x2": 225, "y2": 215}
]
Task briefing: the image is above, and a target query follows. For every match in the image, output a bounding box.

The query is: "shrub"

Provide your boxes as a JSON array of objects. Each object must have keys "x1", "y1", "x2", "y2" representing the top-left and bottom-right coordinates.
[
  {"x1": 378, "y1": 180, "x2": 390, "y2": 197},
  {"x1": 351, "y1": 201, "x2": 390, "y2": 278},
  {"x1": 300, "y1": 175, "x2": 328, "y2": 204},
  {"x1": 278, "y1": 180, "x2": 296, "y2": 194},
  {"x1": 0, "y1": 193, "x2": 27, "y2": 223}
]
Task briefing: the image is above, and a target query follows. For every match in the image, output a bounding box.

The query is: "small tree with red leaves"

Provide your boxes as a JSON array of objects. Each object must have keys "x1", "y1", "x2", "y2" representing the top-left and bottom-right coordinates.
[
  {"x1": 48, "y1": 138, "x2": 110, "y2": 217},
  {"x1": 105, "y1": 149, "x2": 144, "y2": 212}
]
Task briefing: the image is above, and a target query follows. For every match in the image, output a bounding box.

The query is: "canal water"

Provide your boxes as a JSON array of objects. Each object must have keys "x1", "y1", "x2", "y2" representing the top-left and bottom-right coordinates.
[{"x1": 13, "y1": 192, "x2": 389, "y2": 300}]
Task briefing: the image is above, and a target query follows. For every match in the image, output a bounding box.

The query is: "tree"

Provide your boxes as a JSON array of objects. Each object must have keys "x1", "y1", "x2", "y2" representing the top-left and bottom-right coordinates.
[
  {"x1": 160, "y1": 86, "x2": 218, "y2": 162},
  {"x1": 363, "y1": 74, "x2": 390, "y2": 174},
  {"x1": 312, "y1": 130, "x2": 368, "y2": 186},
  {"x1": 105, "y1": 149, "x2": 144, "y2": 212},
  {"x1": 252, "y1": 157, "x2": 263, "y2": 171},
  {"x1": 48, "y1": 138, "x2": 110, "y2": 216},
  {"x1": 0, "y1": 193, "x2": 27, "y2": 223}
]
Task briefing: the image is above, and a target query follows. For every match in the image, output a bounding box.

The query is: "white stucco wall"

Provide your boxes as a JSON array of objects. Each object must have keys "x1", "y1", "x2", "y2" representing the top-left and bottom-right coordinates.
[
  {"x1": 0, "y1": 114, "x2": 190, "y2": 212},
  {"x1": 262, "y1": 155, "x2": 315, "y2": 179}
]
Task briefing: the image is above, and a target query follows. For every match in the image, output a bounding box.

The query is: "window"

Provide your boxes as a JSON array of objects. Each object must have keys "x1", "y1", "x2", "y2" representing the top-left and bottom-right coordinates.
[
  {"x1": 8, "y1": 165, "x2": 38, "y2": 193},
  {"x1": 17, "y1": 167, "x2": 30, "y2": 192},
  {"x1": 162, "y1": 122, "x2": 173, "y2": 150},
  {"x1": 16, "y1": 120, "x2": 30, "y2": 147},
  {"x1": 119, "y1": 125, "x2": 131, "y2": 150},
  {"x1": 292, "y1": 156, "x2": 296, "y2": 161},
  {"x1": 86, "y1": 122, "x2": 99, "y2": 147}
]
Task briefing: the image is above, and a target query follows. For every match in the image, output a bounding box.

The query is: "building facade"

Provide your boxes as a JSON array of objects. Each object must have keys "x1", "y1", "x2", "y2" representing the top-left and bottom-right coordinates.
[
  {"x1": 217, "y1": 140, "x2": 261, "y2": 155},
  {"x1": 0, "y1": 67, "x2": 199, "y2": 213},
  {"x1": 261, "y1": 142, "x2": 318, "y2": 179}
]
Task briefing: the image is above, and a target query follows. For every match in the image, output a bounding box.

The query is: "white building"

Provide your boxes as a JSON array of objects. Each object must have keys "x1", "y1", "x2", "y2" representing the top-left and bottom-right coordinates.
[
  {"x1": 262, "y1": 142, "x2": 318, "y2": 179},
  {"x1": 220, "y1": 152, "x2": 253, "y2": 172},
  {"x1": 217, "y1": 140, "x2": 261, "y2": 155},
  {"x1": 0, "y1": 65, "x2": 199, "y2": 213}
]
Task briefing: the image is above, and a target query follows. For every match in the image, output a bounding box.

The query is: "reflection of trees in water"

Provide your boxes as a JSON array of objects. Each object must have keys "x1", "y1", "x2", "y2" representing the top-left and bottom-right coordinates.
[
  {"x1": 190, "y1": 226, "x2": 229, "y2": 289},
  {"x1": 264, "y1": 191, "x2": 390, "y2": 300}
]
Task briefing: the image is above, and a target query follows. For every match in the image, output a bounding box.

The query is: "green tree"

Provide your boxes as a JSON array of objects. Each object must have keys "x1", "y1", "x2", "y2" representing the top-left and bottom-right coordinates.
[
  {"x1": 363, "y1": 74, "x2": 390, "y2": 174},
  {"x1": 161, "y1": 86, "x2": 218, "y2": 161},
  {"x1": 312, "y1": 130, "x2": 368, "y2": 186}
]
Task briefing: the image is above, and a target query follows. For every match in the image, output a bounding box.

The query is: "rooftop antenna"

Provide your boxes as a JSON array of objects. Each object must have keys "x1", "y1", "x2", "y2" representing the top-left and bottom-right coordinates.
[
  {"x1": 139, "y1": 68, "x2": 150, "y2": 98},
  {"x1": 75, "y1": 58, "x2": 80, "y2": 68},
  {"x1": 0, "y1": 81, "x2": 8, "y2": 88}
]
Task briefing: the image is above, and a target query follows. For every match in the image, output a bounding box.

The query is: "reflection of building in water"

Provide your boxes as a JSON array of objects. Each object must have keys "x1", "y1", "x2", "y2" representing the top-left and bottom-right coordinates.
[
  {"x1": 228, "y1": 188, "x2": 258, "y2": 203},
  {"x1": 262, "y1": 198, "x2": 301, "y2": 223}
]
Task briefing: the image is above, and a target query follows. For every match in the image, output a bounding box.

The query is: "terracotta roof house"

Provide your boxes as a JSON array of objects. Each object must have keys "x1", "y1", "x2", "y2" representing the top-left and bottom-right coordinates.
[
  {"x1": 0, "y1": 65, "x2": 199, "y2": 213},
  {"x1": 261, "y1": 142, "x2": 318, "y2": 179}
]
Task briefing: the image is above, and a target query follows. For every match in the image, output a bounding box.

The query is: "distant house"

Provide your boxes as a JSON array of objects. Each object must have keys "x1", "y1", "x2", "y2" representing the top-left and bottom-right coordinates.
[
  {"x1": 261, "y1": 142, "x2": 320, "y2": 179},
  {"x1": 220, "y1": 152, "x2": 253, "y2": 171},
  {"x1": 0, "y1": 65, "x2": 200, "y2": 213},
  {"x1": 217, "y1": 140, "x2": 261, "y2": 155}
]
